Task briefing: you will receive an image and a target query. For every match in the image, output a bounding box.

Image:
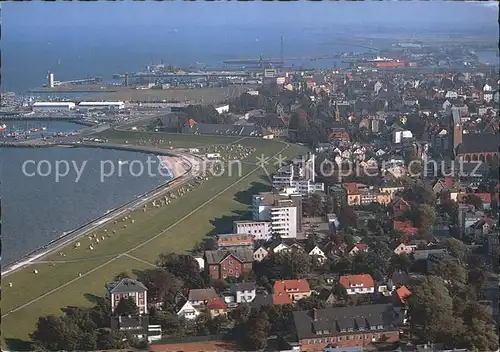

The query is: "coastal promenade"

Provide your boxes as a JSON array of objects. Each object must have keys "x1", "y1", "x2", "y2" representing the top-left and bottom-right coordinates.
[{"x1": 1, "y1": 147, "x2": 202, "y2": 278}]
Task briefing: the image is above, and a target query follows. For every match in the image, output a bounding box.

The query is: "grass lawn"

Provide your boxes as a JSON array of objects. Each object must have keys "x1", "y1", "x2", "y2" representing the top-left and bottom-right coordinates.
[
  {"x1": 2, "y1": 132, "x2": 307, "y2": 349},
  {"x1": 96, "y1": 129, "x2": 249, "y2": 149}
]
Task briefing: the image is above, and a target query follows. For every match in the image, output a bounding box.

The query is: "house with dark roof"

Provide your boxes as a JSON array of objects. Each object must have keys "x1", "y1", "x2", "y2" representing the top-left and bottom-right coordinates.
[
  {"x1": 292, "y1": 304, "x2": 404, "y2": 351},
  {"x1": 105, "y1": 278, "x2": 148, "y2": 314},
  {"x1": 188, "y1": 288, "x2": 219, "y2": 307},
  {"x1": 457, "y1": 133, "x2": 499, "y2": 162},
  {"x1": 228, "y1": 282, "x2": 257, "y2": 303},
  {"x1": 204, "y1": 248, "x2": 254, "y2": 280},
  {"x1": 111, "y1": 315, "x2": 150, "y2": 341}
]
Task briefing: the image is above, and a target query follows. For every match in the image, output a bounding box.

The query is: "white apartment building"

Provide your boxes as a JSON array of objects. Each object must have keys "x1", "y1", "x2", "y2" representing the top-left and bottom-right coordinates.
[
  {"x1": 233, "y1": 220, "x2": 272, "y2": 241},
  {"x1": 252, "y1": 187, "x2": 302, "y2": 238},
  {"x1": 272, "y1": 153, "x2": 324, "y2": 195}
]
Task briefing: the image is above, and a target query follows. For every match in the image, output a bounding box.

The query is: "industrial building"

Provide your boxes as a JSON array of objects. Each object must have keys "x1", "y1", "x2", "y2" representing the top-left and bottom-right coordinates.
[
  {"x1": 78, "y1": 101, "x2": 125, "y2": 111},
  {"x1": 33, "y1": 101, "x2": 76, "y2": 112}
]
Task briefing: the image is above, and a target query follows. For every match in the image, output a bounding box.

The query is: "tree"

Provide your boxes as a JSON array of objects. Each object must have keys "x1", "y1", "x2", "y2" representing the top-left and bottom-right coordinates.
[
  {"x1": 390, "y1": 229, "x2": 409, "y2": 244},
  {"x1": 158, "y1": 253, "x2": 205, "y2": 289},
  {"x1": 91, "y1": 298, "x2": 112, "y2": 329},
  {"x1": 440, "y1": 238, "x2": 466, "y2": 262},
  {"x1": 96, "y1": 329, "x2": 129, "y2": 350},
  {"x1": 413, "y1": 204, "x2": 437, "y2": 230},
  {"x1": 464, "y1": 194, "x2": 483, "y2": 210},
  {"x1": 274, "y1": 251, "x2": 312, "y2": 279},
  {"x1": 338, "y1": 205, "x2": 357, "y2": 228},
  {"x1": 303, "y1": 193, "x2": 324, "y2": 217},
  {"x1": 407, "y1": 276, "x2": 455, "y2": 343},
  {"x1": 113, "y1": 271, "x2": 130, "y2": 281},
  {"x1": 433, "y1": 257, "x2": 467, "y2": 285},
  {"x1": 137, "y1": 268, "x2": 183, "y2": 307},
  {"x1": 31, "y1": 315, "x2": 80, "y2": 351},
  {"x1": 458, "y1": 303, "x2": 499, "y2": 351},
  {"x1": 114, "y1": 297, "x2": 138, "y2": 316},
  {"x1": 390, "y1": 253, "x2": 413, "y2": 273},
  {"x1": 244, "y1": 311, "x2": 270, "y2": 350},
  {"x1": 402, "y1": 181, "x2": 436, "y2": 205},
  {"x1": 297, "y1": 295, "x2": 326, "y2": 310},
  {"x1": 440, "y1": 199, "x2": 458, "y2": 219}
]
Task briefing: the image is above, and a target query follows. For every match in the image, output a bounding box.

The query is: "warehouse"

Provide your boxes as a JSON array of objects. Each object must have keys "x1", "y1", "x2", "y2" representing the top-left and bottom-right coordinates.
[
  {"x1": 33, "y1": 101, "x2": 76, "y2": 112},
  {"x1": 78, "y1": 101, "x2": 125, "y2": 111}
]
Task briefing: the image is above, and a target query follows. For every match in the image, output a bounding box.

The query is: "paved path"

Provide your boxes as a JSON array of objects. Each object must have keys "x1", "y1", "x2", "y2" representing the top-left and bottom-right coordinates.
[{"x1": 2, "y1": 141, "x2": 289, "y2": 318}]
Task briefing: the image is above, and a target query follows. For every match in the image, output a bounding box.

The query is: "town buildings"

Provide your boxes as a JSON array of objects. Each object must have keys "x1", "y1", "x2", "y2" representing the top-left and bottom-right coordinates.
[{"x1": 105, "y1": 278, "x2": 148, "y2": 314}]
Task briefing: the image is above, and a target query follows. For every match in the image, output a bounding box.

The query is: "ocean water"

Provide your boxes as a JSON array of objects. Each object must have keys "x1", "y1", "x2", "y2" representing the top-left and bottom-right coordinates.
[{"x1": 1, "y1": 146, "x2": 170, "y2": 265}]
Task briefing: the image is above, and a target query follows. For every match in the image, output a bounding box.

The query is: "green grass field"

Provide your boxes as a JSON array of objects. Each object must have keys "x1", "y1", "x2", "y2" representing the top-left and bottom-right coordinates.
[{"x1": 2, "y1": 132, "x2": 308, "y2": 349}]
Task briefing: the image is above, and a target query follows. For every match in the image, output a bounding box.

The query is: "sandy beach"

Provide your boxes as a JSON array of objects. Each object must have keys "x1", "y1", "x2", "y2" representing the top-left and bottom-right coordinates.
[{"x1": 159, "y1": 155, "x2": 189, "y2": 179}]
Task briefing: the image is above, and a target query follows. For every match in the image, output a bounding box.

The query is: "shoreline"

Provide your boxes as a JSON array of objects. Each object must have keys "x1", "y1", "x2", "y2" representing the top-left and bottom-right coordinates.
[{"x1": 2, "y1": 151, "x2": 195, "y2": 277}]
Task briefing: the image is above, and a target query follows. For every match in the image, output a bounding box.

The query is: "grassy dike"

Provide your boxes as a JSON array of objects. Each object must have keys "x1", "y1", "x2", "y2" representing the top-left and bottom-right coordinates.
[{"x1": 2, "y1": 134, "x2": 308, "y2": 348}]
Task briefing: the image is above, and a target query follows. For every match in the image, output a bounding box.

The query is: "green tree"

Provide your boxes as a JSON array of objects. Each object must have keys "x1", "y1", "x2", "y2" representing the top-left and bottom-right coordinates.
[
  {"x1": 464, "y1": 194, "x2": 483, "y2": 210},
  {"x1": 113, "y1": 271, "x2": 130, "y2": 281},
  {"x1": 402, "y1": 181, "x2": 436, "y2": 205},
  {"x1": 158, "y1": 253, "x2": 205, "y2": 289},
  {"x1": 407, "y1": 276, "x2": 455, "y2": 343},
  {"x1": 413, "y1": 204, "x2": 437, "y2": 230},
  {"x1": 433, "y1": 257, "x2": 467, "y2": 284},
  {"x1": 297, "y1": 295, "x2": 326, "y2": 310},
  {"x1": 458, "y1": 303, "x2": 499, "y2": 351},
  {"x1": 440, "y1": 238, "x2": 466, "y2": 262},
  {"x1": 137, "y1": 268, "x2": 183, "y2": 309},
  {"x1": 274, "y1": 251, "x2": 312, "y2": 279},
  {"x1": 114, "y1": 298, "x2": 138, "y2": 316},
  {"x1": 96, "y1": 329, "x2": 128, "y2": 350},
  {"x1": 31, "y1": 315, "x2": 80, "y2": 351},
  {"x1": 245, "y1": 311, "x2": 270, "y2": 350}
]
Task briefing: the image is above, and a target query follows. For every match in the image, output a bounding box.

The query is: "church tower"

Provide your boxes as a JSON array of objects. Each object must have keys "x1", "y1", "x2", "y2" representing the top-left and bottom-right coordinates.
[{"x1": 334, "y1": 103, "x2": 340, "y2": 121}]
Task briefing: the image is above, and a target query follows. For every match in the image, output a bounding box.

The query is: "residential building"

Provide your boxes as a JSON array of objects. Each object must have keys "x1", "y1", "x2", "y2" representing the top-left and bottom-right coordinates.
[
  {"x1": 292, "y1": 304, "x2": 404, "y2": 351},
  {"x1": 229, "y1": 282, "x2": 257, "y2": 303},
  {"x1": 348, "y1": 243, "x2": 368, "y2": 256},
  {"x1": 487, "y1": 232, "x2": 499, "y2": 259},
  {"x1": 339, "y1": 274, "x2": 375, "y2": 295},
  {"x1": 105, "y1": 278, "x2": 148, "y2": 314},
  {"x1": 308, "y1": 246, "x2": 327, "y2": 263},
  {"x1": 177, "y1": 300, "x2": 201, "y2": 320},
  {"x1": 393, "y1": 220, "x2": 419, "y2": 236},
  {"x1": 216, "y1": 233, "x2": 254, "y2": 249},
  {"x1": 188, "y1": 288, "x2": 219, "y2": 307},
  {"x1": 253, "y1": 246, "x2": 269, "y2": 262},
  {"x1": 393, "y1": 243, "x2": 417, "y2": 255},
  {"x1": 204, "y1": 247, "x2": 254, "y2": 280},
  {"x1": 273, "y1": 279, "x2": 312, "y2": 301},
  {"x1": 111, "y1": 315, "x2": 150, "y2": 341},
  {"x1": 392, "y1": 198, "x2": 411, "y2": 217},
  {"x1": 233, "y1": 220, "x2": 272, "y2": 241},
  {"x1": 272, "y1": 154, "x2": 324, "y2": 195},
  {"x1": 207, "y1": 297, "x2": 228, "y2": 317},
  {"x1": 252, "y1": 188, "x2": 303, "y2": 238}
]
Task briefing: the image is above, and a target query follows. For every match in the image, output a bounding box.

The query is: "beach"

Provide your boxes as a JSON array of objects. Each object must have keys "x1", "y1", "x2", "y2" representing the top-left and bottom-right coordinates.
[{"x1": 159, "y1": 155, "x2": 190, "y2": 179}]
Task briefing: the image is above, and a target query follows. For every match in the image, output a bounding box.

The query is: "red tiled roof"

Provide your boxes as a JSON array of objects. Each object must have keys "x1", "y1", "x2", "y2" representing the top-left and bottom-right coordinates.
[
  {"x1": 344, "y1": 182, "x2": 359, "y2": 195},
  {"x1": 339, "y1": 274, "x2": 374, "y2": 289},
  {"x1": 273, "y1": 279, "x2": 311, "y2": 294},
  {"x1": 355, "y1": 243, "x2": 368, "y2": 250},
  {"x1": 272, "y1": 292, "x2": 293, "y2": 305},
  {"x1": 207, "y1": 296, "x2": 227, "y2": 310},
  {"x1": 395, "y1": 286, "x2": 411, "y2": 305},
  {"x1": 185, "y1": 119, "x2": 197, "y2": 128},
  {"x1": 393, "y1": 220, "x2": 418, "y2": 235}
]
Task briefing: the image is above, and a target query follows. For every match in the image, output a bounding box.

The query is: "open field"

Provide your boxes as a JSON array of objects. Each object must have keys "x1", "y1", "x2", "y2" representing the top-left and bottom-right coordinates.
[
  {"x1": 1, "y1": 132, "x2": 308, "y2": 348},
  {"x1": 96, "y1": 129, "x2": 251, "y2": 149}
]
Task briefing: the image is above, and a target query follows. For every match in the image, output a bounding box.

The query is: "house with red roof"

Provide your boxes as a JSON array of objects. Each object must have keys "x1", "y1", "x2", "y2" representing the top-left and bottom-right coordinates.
[
  {"x1": 393, "y1": 220, "x2": 419, "y2": 236},
  {"x1": 394, "y1": 286, "x2": 411, "y2": 305},
  {"x1": 348, "y1": 242, "x2": 368, "y2": 256},
  {"x1": 392, "y1": 198, "x2": 411, "y2": 217},
  {"x1": 207, "y1": 296, "x2": 227, "y2": 318},
  {"x1": 273, "y1": 279, "x2": 311, "y2": 301},
  {"x1": 339, "y1": 274, "x2": 375, "y2": 295},
  {"x1": 272, "y1": 292, "x2": 293, "y2": 305},
  {"x1": 185, "y1": 119, "x2": 197, "y2": 128}
]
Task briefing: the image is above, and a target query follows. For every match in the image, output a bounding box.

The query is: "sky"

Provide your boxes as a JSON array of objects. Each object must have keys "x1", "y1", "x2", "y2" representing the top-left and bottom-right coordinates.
[{"x1": 3, "y1": 1, "x2": 499, "y2": 29}]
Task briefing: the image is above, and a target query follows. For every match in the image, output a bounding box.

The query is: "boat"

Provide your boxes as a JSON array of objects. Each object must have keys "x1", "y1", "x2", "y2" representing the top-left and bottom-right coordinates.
[
  {"x1": 0, "y1": 124, "x2": 6, "y2": 132},
  {"x1": 118, "y1": 160, "x2": 127, "y2": 165}
]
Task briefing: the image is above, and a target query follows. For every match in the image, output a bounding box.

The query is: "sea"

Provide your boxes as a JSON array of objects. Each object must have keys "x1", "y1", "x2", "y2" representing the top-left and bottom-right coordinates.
[{"x1": 1, "y1": 23, "x2": 498, "y2": 264}]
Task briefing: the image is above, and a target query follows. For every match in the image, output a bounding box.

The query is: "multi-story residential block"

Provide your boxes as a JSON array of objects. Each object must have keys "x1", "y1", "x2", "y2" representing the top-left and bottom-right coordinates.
[
  {"x1": 293, "y1": 304, "x2": 404, "y2": 351},
  {"x1": 105, "y1": 278, "x2": 148, "y2": 314},
  {"x1": 252, "y1": 188, "x2": 302, "y2": 238},
  {"x1": 339, "y1": 274, "x2": 375, "y2": 295},
  {"x1": 204, "y1": 247, "x2": 254, "y2": 280},
  {"x1": 216, "y1": 233, "x2": 254, "y2": 249},
  {"x1": 272, "y1": 153, "x2": 324, "y2": 195},
  {"x1": 233, "y1": 220, "x2": 272, "y2": 241}
]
